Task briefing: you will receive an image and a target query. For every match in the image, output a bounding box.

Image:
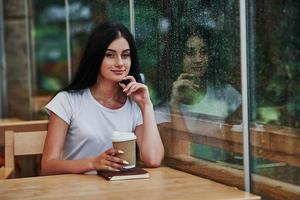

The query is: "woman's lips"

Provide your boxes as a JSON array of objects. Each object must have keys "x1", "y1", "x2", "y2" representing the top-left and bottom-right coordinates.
[{"x1": 111, "y1": 70, "x2": 125, "y2": 75}]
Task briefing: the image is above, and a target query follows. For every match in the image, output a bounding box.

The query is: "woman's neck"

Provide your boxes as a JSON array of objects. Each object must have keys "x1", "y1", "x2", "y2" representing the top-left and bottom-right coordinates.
[{"x1": 90, "y1": 80, "x2": 126, "y2": 109}]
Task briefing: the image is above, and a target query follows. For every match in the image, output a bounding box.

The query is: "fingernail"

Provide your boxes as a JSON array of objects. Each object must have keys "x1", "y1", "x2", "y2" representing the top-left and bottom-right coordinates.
[
  {"x1": 123, "y1": 88, "x2": 127, "y2": 92},
  {"x1": 118, "y1": 150, "x2": 124, "y2": 154},
  {"x1": 123, "y1": 160, "x2": 129, "y2": 165},
  {"x1": 113, "y1": 169, "x2": 120, "y2": 171}
]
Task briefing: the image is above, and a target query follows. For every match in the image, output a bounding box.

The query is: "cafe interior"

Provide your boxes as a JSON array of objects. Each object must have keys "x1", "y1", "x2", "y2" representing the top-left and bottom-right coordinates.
[{"x1": 0, "y1": 0, "x2": 299, "y2": 200}]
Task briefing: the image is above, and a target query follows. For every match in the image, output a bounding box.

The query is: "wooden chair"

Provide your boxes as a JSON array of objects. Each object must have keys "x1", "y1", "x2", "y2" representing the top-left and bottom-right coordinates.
[
  {"x1": 2, "y1": 130, "x2": 47, "y2": 179},
  {"x1": 0, "y1": 120, "x2": 48, "y2": 146},
  {"x1": 0, "y1": 120, "x2": 48, "y2": 179}
]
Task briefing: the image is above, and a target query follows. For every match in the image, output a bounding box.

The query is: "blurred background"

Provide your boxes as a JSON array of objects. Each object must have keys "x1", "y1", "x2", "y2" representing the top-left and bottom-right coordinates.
[{"x1": 0, "y1": 1, "x2": 299, "y2": 199}]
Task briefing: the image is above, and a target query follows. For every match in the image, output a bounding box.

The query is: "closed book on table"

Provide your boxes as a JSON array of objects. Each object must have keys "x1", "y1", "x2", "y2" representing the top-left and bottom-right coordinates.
[{"x1": 97, "y1": 167, "x2": 149, "y2": 181}]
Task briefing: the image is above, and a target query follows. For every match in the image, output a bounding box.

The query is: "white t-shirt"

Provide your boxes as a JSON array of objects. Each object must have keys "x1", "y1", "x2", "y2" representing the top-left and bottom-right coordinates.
[
  {"x1": 154, "y1": 84, "x2": 241, "y2": 132},
  {"x1": 181, "y1": 84, "x2": 241, "y2": 118},
  {"x1": 45, "y1": 88, "x2": 143, "y2": 161}
]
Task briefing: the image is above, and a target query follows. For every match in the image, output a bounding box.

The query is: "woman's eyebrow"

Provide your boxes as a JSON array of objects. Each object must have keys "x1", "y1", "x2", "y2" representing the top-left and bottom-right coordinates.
[
  {"x1": 106, "y1": 49, "x2": 130, "y2": 52},
  {"x1": 106, "y1": 49, "x2": 116, "y2": 52}
]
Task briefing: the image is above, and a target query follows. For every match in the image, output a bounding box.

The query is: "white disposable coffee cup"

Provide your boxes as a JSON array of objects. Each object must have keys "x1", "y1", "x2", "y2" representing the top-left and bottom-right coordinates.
[{"x1": 112, "y1": 131, "x2": 136, "y2": 169}]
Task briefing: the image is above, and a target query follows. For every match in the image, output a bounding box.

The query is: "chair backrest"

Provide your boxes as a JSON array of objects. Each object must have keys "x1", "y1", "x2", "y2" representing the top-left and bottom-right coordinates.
[
  {"x1": 0, "y1": 120, "x2": 48, "y2": 146},
  {"x1": 5, "y1": 130, "x2": 47, "y2": 172},
  {"x1": 0, "y1": 120, "x2": 48, "y2": 166}
]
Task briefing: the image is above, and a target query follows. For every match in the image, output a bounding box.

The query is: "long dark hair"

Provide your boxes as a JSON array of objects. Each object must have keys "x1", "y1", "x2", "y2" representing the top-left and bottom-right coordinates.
[
  {"x1": 157, "y1": 25, "x2": 228, "y2": 103},
  {"x1": 62, "y1": 22, "x2": 141, "y2": 92},
  {"x1": 184, "y1": 28, "x2": 228, "y2": 87}
]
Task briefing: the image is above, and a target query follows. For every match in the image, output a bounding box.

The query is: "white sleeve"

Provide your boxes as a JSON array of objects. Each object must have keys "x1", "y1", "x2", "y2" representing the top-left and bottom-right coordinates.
[
  {"x1": 225, "y1": 84, "x2": 242, "y2": 112},
  {"x1": 45, "y1": 92, "x2": 73, "y2": 124}
]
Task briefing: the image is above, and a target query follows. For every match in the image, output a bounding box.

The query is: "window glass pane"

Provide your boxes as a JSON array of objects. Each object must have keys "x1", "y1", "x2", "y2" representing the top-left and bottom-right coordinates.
[
  {"x1": 250, "y1": 0, "x2": 300, "y2": 198},
  {"x1": 68, "y1": 0, "x2": 130, "y2": 77},
  {"x1": 32, "y1": 0, "x2": 68, "y2": 93},
  {"x1": 134, "y1": 1, "x2": 160, "y2": 105},
  {"x1": 136, "y1": 0, "x2": 243, "y2": 186},
  {"x1": 31, "y1": 0, "x2": 67, "y2": 119}
]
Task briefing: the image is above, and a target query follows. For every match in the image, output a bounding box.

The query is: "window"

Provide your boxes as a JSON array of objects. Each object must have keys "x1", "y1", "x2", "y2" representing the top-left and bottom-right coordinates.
[{"x1": 1, "y1": 1, "x2": 299, "y2": 199}]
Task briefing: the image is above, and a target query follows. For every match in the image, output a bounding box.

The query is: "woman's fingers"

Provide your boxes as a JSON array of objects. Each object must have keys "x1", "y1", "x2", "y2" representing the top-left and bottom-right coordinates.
[
  {"x1": 177, "y1": 73, "x2": 196, "y2": 80},
  {"x1": 98, "y1": 148, "x2": 129, "y2": 171},
  {"x1": 174, "y1": 78, "x2": 199, "y2": 90},
  {"x1": 124, "y1": 75, "x2": 136, "y2": 82},
  {"x1": 120, "y1": 75, "x2": 148, "y2": 97},
  {"x1": 119, "y1": 76, "x2": 137, "y2": 90},
  {"x1": 105, "y1": 147, "x2": 124, "y2": 156},
  {"x1": 106, "y1": 154, "x2": 128, "y2": 165},
  {"x1": 122, "y1": 82, "x2": 144, "y2": 96},
  {"x1": 103, "y1": 166, "x2": 120, "y2": 171},
  {"x1": 128, "y1": 83, "x2": 146, "y2": 96},
  {"x1": 119, "y1": 76, "x2": 136, "y2": 87},
  {"x1": 103, "y1": 158, "x2": 123, "y2": 171}
]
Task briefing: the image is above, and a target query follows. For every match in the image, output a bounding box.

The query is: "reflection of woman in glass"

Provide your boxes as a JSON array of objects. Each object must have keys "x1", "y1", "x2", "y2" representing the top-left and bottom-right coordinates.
[
  {"x1": 155, "y1": 28, "x2": 241, "y2": 133},
  {"x1": 155, "y1": 27, "x2": 241, "y2": 163}
]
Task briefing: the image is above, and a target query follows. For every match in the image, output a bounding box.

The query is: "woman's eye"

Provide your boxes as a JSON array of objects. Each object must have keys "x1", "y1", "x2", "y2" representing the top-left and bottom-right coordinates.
[
  {"x1": 199, "y1": 48, "x2": 207, "y2": 55},
  {"x1": 122, "y1": 54, "x2": 130, "y2": 59},
  {"x1": 186, "y1": 49, "x2": 196, "y2": 56},
  {"x1": 105, "y1": 53, "x2": 115, "y2": 58}
]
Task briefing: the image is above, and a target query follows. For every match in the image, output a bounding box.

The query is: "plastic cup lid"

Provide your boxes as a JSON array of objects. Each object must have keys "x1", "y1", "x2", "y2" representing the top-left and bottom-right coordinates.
[{"x1": 112, "y1": 131, "x2": 136, "y2": 142}]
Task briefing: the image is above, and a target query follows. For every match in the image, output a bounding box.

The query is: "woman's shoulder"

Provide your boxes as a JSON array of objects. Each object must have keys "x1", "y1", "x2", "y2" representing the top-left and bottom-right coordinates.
[
  {"x1": 223, "y1": 84, "x2": 241, "y2": 98},
  {"x1": 50, "y1": 89, "x2": 88, "y2": 107},
  {"x1": 223, "y1": 83, "x2": 239, "y2": 92},
  {"x1": 222, "y1": 84, "x2": 242, "y2": 106},
  {"x1": 206, "y1": 83, "x2": 241, "y2": 104},
  {"x1": 55, "y1": 89, "x2": 86, "y2": 99}
]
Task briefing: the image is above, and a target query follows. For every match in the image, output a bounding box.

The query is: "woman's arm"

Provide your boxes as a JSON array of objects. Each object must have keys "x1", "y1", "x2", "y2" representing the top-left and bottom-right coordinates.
[
  {"x1": 135, "y1": 102, "x2": 164, "y2": 167},
  {"x1": 121, "y1": 76, "x2": 164, "y2": 167},
  {"x1": 169, "y1": 103, "x2": 189, "y2": 132},
  {"x1": 168, "y1": 74, "x2": 194, "y2": 132},
  {"x1": 41, "y1": 112, "x2": 125, "y2": 175}
]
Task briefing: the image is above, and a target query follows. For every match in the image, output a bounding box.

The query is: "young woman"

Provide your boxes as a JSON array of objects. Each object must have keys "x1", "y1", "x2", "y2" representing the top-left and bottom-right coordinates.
[
  {"x1": 41, "y1": 23, "x2": 164, "y2": 175},
  {"x1": 155, "y1": 28, "x2": 241, "y2": 126}
]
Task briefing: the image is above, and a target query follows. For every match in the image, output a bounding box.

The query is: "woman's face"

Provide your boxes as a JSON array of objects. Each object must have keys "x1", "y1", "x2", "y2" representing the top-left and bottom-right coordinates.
[
  {"x1": 100, "y1": 37, "x2": 131, "y2": 82},
  {"x1": 182, "y1": 36, "x2": 209, "y2": 77}
]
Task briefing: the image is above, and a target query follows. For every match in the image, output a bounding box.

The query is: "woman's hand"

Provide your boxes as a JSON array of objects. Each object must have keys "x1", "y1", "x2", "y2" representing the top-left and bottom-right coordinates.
[
  {"x1": 92, "y1": 148, "x2": 128, "y2": 171},
  {"x1": 119, "y1": 76, "x2": 152, "y2": 108},
  {"x1": 171, "y1": 73, "x2": 201, "y2": 105},
  {"x1": 120, "y1": 77, "x2": 164, "y2": 167}
]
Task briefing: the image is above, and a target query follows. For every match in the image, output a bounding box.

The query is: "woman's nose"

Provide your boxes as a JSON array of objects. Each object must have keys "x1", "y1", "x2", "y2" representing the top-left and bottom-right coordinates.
[
  {"x1": 115, "y1": 55, "x2": 124, "y2": 67},
  {"x1": 194, "y1": 53, "x2": 202, "y2": 63}
]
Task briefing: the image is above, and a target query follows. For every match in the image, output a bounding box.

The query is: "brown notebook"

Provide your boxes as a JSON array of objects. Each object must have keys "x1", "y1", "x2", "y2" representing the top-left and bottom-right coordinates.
[{"x1": 97, "y1": 167, "x2": 149, "y2": 181}]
